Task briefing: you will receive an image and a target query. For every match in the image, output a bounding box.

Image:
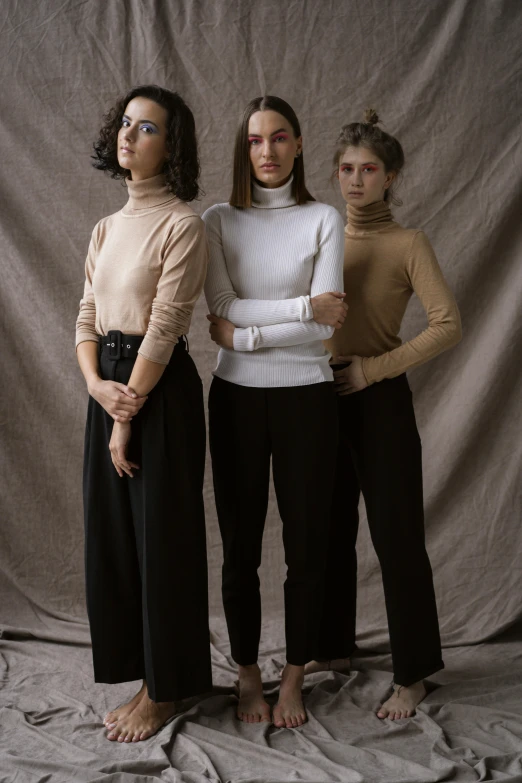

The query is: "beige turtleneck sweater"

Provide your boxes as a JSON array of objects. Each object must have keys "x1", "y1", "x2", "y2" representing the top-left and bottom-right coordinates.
[
  {"x1": 75, "y1": 174, "x2": 208, "y2": 365},
  {"x1": 325, "y1": 201, "x2": 462, "y2": 385}
]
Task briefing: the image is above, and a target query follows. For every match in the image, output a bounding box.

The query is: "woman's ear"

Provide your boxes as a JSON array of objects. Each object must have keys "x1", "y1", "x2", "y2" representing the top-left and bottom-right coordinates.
[
  {"x1": 295, "y1": 136, "x2": 303, "y2": 158},
  {"x1": 384, "y1": 170, "x2": 396, "y2": 190}
]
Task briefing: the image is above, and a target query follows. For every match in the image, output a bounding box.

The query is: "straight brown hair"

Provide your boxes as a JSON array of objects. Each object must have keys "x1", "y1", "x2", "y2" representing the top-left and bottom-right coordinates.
[{"x1": 229, "y1": 95, "x2": 314, "y2": 208}]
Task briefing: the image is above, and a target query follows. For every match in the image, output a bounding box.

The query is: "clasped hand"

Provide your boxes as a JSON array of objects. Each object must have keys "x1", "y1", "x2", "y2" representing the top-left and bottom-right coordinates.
[
  {"x1": 88, "y1": 378, "x2": 147, "y2": 422},
  {"x1": 88, "y1": 379, "x2": 145, "y2": 476}
]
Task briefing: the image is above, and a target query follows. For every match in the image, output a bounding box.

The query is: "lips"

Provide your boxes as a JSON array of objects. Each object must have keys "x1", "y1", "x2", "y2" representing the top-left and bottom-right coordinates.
[
  {"x1": 120, "y1": 147, "x2": 134, "y2": 154},
  {"x1": 261, "y1": 163, "x2": 279, "y2": 169}
]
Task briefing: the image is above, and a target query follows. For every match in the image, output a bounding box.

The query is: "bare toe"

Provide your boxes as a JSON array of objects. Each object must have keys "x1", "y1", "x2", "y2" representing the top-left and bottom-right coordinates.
[
  {"x1": 103, "y1": 683, "x2": 147, "y2": 729},
  {"x1": 107, "y1": 723, "x2": 124, "y2": 742},
  {"x1": 275, "y1": 664, "x2": 307, "y2": 730},
  {"x1": 378, "y1": 680, "x2": 427, "y2": 721},
  {"x1": 235, "y1": 664, "x2": 271, "y2": 724}
]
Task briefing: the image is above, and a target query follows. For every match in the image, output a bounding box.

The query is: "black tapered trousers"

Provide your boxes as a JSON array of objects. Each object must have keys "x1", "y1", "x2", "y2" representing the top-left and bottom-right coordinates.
[
  {"x1": 314, "y1": 373, "x2": 444, "y2": 686},
  {"x1": 83, "y1": 339, "x2": 212, "y2": 702},
  {"x1": 208, "y1": 376, "x2": 338, "y2": 667}
]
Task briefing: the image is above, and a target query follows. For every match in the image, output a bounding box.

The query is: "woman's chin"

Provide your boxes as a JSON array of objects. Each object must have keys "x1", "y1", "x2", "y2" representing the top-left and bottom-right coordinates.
[{"x1": 254, "y1": 170, "x2": 291, "y2": 189}]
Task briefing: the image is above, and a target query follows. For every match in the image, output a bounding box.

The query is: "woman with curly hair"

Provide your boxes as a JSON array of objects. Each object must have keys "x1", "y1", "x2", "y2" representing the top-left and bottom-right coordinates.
[
  {"x1": 76, "y1": 85, "x2": 212, "y2": 743},
  {"x1": 306, "y1": 110, "x2": 462, "y2": 720}
]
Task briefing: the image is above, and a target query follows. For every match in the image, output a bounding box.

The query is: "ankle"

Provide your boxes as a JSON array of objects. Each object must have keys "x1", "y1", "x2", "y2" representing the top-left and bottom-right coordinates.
[
  {"x1": 281, "y1": 664, "x2": 304, "y2": 684},
  {"x1": 238, "y1": 663, "x2": 261, "y2": 680},
  {"x1": 394, "y1": 679, "x2": 425, "y2": 689}
]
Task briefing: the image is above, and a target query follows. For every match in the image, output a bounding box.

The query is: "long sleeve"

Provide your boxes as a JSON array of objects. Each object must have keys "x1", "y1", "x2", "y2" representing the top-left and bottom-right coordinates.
[
  {"x1": 233, "y1": 209, "x2": 345, "y2": 351},
  {"x1": 362, "y1": 231, "x2": 462, "y2": 384},
  {"x1": 138, "y1": 216, "x2": 208, "y2": 365},
  {"x1": 203, "y1": 207, "x2": 313, "y2": 327},
  {"x1": 75, "y1": 224, "x2": 100, "y2": 347}
]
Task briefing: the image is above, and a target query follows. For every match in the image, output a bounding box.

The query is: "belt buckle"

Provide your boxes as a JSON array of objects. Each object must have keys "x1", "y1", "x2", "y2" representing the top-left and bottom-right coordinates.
[{"x1": 107, "y1": 330, "x2": 122, "y2": 361}]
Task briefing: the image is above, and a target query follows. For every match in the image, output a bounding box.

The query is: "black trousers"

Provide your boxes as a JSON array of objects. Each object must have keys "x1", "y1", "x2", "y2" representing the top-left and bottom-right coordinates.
[
  {"x1": 83, "y1": 339, "x2": 212, "y2": 702},
  {"x1": 208, "y1": 376, "x2": 338, "y2": 667},
  {"x1": 314, "y1": 373, "x2": 444, "y2": 686}
]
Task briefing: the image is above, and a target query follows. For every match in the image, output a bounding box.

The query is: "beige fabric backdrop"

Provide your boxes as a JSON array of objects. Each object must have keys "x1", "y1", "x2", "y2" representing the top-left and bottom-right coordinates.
[{"x1": 1, "y1": 1, "x2": 522, "y2": 780}]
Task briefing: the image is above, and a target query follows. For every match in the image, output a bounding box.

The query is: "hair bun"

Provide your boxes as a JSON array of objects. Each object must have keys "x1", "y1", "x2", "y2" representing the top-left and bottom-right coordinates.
[{"x1": 363, "y1": 108, "x2": 380, "y2": 125}]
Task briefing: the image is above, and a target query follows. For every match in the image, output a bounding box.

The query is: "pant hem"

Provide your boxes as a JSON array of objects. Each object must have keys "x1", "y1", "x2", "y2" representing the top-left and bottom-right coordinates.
[
  {"x1": 94, "y1": 672, "x2": 144, "y2": 686},
  {"x1": 232, "y1": 657, "x2": 259, "y2": 667},
  {"x1": 313, "y1": 646, "x2": 356, "y2": 663},
  {"x1": 148, "y1": 682, "x2": 214, "y2": 703},
  {"x1": 393, "y1": 659, "x2": 445, "y2": 687}
]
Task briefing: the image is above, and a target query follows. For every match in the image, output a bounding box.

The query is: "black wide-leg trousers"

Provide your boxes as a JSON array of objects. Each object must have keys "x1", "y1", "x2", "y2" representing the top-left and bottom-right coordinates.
[
  {"x1": 83, "y1": 340, "x2": 212, "y2": 702},
  {"x1": 208, "y1": 376, "x2": 338, "y2": 667},
  {"x1": 314, "y1": 374, "x2": 444, "y2": 686}
]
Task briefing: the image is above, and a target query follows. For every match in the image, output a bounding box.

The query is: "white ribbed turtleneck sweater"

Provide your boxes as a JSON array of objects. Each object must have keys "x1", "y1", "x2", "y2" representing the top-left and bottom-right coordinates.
[{"x1": 203, "y1": 176, "x2": 344, "y2": 387}]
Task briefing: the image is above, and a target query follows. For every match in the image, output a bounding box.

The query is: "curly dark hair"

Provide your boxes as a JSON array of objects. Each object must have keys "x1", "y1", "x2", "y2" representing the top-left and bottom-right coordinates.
[
  {"x1": 92, "y1": 84, "x2": 201, "y2": 201},
  {"x1": 332, "y1": 109, "x2": 405, "y2": 205}
]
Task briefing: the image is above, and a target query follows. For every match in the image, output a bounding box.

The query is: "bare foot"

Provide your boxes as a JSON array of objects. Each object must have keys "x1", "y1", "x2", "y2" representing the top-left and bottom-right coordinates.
[
  {"x1": 235, "y1": 664, "x2": 271, "y2": 724},
  {"x1": 303, "y1": 657, "x2": 351, "y2": 676},
  {"x1": 106, "y1": 686, "x2": 180, "y2": 742},
  {"x1": 273, "y1": 664, "x2": 307, "y2": 729},
  {"x1": 103, "y1": 681, "x2": 146, "y2": 729},
  {"x1": 377, "y1": 680, "x2": 427, "y2": 720}
]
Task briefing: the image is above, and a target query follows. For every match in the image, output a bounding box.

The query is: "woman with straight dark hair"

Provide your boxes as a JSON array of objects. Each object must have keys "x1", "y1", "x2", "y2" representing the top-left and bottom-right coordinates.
[
  {"x1": 306, "y1": 110, "x2": 462, "y2": 719},
  {"x1": 76, "y1": 84, "x2": 212, "y2": 743},
  {"x1": 203, "y1": 95, "x2": 346, "y2": 728}
]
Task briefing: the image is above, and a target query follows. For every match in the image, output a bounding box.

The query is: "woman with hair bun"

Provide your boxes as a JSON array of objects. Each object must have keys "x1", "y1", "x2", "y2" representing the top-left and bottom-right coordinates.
[
  {"x1": 306, "y1": 110, "x2": 462, "y2": 719},
  {"x1": 76, "y1": 85, "x2": 212, "y2": 742}
]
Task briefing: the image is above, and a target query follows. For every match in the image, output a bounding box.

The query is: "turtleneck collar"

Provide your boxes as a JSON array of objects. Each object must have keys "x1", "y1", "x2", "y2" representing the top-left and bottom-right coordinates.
[
  {"x1": 251, "y1": 175, "x2": 297, "y2": 209},
  {"x1": 123, "y1": 174, "x2": 179, "y2": 214},
  {"x1": 345, "y1": 200, "x2": 394, "y2": 235}
]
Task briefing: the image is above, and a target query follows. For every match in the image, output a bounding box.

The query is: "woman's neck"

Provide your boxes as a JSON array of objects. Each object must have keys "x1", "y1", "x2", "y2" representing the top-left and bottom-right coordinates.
[
  {"x1": 251, "y1": 175, "x2": 297, "y2": 209},
  {"x1": 124, "y1": 173, "x2": 178, "y2": 211},
  {"x1": 345, "y1": 199, "x2": 393, "y2": 233}
]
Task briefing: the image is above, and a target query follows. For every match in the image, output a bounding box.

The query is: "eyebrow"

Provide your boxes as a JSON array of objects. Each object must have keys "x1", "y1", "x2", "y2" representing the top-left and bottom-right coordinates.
[
  {"x1": 248, "y1": 128, "x2": 290, "y2": 137},
  {"x1": 123, "y1": 114, "x2": 159, "y2": 129},
  {"x1": 341, "y1": 161, "x2": 379, "y2": 166}
]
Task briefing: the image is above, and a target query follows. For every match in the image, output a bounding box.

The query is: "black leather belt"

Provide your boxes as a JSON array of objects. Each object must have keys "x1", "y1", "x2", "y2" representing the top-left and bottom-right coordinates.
[
  {"x1": 99, "y1": 331, "x2": 188, "y2": 361},
  {"x1": 100, "y1": 331, "x2": 144, "y2": 361}
]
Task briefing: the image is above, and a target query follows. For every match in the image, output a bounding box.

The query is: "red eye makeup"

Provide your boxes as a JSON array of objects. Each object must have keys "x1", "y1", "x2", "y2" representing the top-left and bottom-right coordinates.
[{"x1": 340, "y1": 164, "x2": 379, "y2": 172}]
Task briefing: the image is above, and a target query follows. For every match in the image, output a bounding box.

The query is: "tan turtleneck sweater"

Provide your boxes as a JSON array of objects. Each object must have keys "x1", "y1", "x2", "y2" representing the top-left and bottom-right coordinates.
[
  {"x1": 325, "y1": 201, "x2": 462, "y2": 385},
  {"x1": 75, "y1": 174, "x2": 208, "y2": 365}
]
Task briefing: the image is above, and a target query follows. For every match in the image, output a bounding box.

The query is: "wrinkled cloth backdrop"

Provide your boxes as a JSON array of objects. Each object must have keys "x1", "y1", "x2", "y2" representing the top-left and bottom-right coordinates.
[{"x1": 1, "y1": 0, "x2": 521, "y2": 781}]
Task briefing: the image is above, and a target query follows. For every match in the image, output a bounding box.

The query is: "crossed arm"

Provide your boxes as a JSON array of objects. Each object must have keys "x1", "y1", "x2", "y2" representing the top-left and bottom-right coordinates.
[{"x1": 203, "y1": 207, "x2": 347, "y2": 350}]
